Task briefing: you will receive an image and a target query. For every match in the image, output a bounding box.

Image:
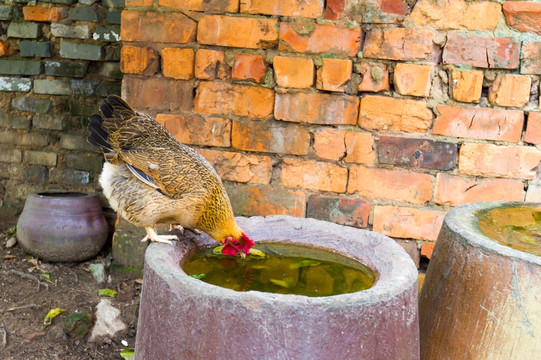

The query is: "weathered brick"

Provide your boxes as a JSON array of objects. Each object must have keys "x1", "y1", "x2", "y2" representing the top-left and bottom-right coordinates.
[
  {"x1": 197, "y1": 148, "x2": 272, "y2": 185},
  {"x1": 194, "y1": 49, "x2": 228, "y2": 80},
  {"x1": 8, "y1": 166, "x2": 47, "y2": 183},
  {"x1": 443, "y1": 34, "x2": 520, "y2": 69},
  {"x1": 0, "y1": 77, "x2": 32, "y2": 92},
  {"x1": 69, "y1": 6, "x2": 98, "y2": 22},
  {"x1": 19, "y1": 133, "x2": 49, "y2": 147},
  {"x1": 357, "y1": 62, "x2": 390, "y2": 92},
  {"x1": 60, "y1": 42, "x2": 102, "y2": 61},
  {"x1": 71, "y1": 80, "x2": 99, "y2": 96},
  {"x1": 156, "y1": 113, "x2": 231, "y2": 147},
  {"x1": 34, "y1": 79, "x2": 72, "y2": 95},
  {"x1": 106, "y1": 10, "x2": 121, "y2": 24},
  {"x1": 162, "y1": 48, "x2": 195, "y2": 80},
  {"x1": 363, "y1": 28, "x2": 439, "y2": 61},
  {"x1": 120, "y1": 45, "x2": 159, "y2": 75},
  {"x1": 521, "y1": 42, "x2": 541, "y2": 75},
  {"x1": 92, "y1": 26, "x2": 120, "y2": 42},
  {"x1": 325, "y1": 0, "x2": 409, "y2": 23},
  {"x1": 68, "y1": 99, "x2": 94, "y2": 116},
  {"x1": 49, "y1": 168, "x2": 90, "y2": 185},
  {"x1": 275, "y1": 92, "x2": 359, "y2": 125},
  {"x1": 125, "y1": 0, "x2": 153, "y2": 6},
  {"x1": 44, "y1": 61, "x2": 87, "y2": 78},
  {"x1": 434, "y1": 173, "x2": 524, "y2": 206},
  {"x1": 344, "y1": 131, "x2": 376, "y2": 164},
  {"x1": 232, "y1": 120, "x2": 310, "y2": 155},
  {"x1": 66, "y1": 153, "x2": 103, "y2": 172},
  {"x1": 60, "y1": 134, "x2": 96, "y2": 152},
  {"x1": 232, "y1": 53, "x2": 267, "y2": 83},
  {"x1": 433, "y1": 105, "x2": 524, "y2": 142},
  {"x1": 410, "y1": 0, "x2": 501, "y2": 30},
  {"x1": 0, "y1": 130, "x2": 19, "y2": 144},
  {"x1": 160, "y1": 0, "x2": 238, "y2": 12},
  {"x1": 33, "y1": 114, "x2": 65, "y2": 130},
  {"x1": 23, "y1": 6, "x2": 67, "y2": 22},
  {"x1": 198, "y1": 15, "x2": 278, "y2": 49},
  {"x1": 307, "y1": 195, "x2": 371, "y2": 228},
  {"x1": 24, "y1": 150, "x2": 57, "y2": 166},
  {"x1": 0, "y1": 42, "x2": 14, "y2": 57},
  {"x1": 99, "y1": 62, "x2": 122, "y2": 79},
  {"x1": 393, "y1": 63, "x2": 433, "y2": 97},
  {"x1": 0, "y1": 5, "x2": 23, "y2": 20},
  {"x1": 450, "y1": 69, "x2": 483, "y2": 103},
  {"x1": 121, "y1": 10, "x2": 196, "y2": 44},
  {"x1": 488, "y1": 73, "x2": 532, "y2": 108},
  {"x1": 316, "y1": 58, "x2": 352, "y2": 92},
  {"x1": 281, "y1": 157, "x2": 347, "y2": 193},
  {"x1": 122, "y1": 76, "x2": 193, "y2": 113},
  {"x1": 279, "y1": 22, "x2": 361, "y2": 57},
  {"x1": 0, "y1": 59, "x2": 42, "y2": 75},
  {"x1": 526, "y1": 184, "x2": 541, "y2": 202},
  {"x1": 224, "y1": 182, "x2": 305, "y2": 217},
  {"x1": 0, "y1": 148, "x2": 22, "y2": 163},
  {"x1": 273, "y1": 56, "x2": 314, "y2": 89},
  {"x1": 0, "y1": 114, "x2": 30, "y2": 130},
  {"x1": 524, "y1": 112, "x2": 541, "y2": 145},
  {"x1": 348, "y1": 165, "x2": 433, "y2": 204},
  {"x1": 358, "y1": 95, "x2": 432, "y2": 133},
  {"x1": 503, "y1": 1, "x2": 541, "y2": 35},
  {"x1": 313, "y1": 128, "x2": 346, "y2": 161},
  {"x1": 377, "y1": 136, "x2": 457, "y2": 171},
  {"x1": 459, "y1": 143, "x2": 541, "y2": 180},
  {"x1": 421, "y1": 242, "x2": 435, "y2": 259},
  {"x1": 12, "y1": 97, "x2": 51, "y2": 113},
  {"x1": 97, "y1": 81, "x2": 121, "y2": 97},
  {"x1": 7, "y1": 22, "x2": 40, "y2": 38},
  {"x1": 194, "y1": 82, "x2": 274, "y2": 118},
  {"x1": 51, "y1": 23, "x2": 90, "y2": 39},
  {"x1": 240, "y1": 0, "x2": 323, "y2": 18},
  {"x1": 373, "y1": 205, "x2": 445, "y2": 241},
  {"x1": 19, "y1": 41, "x2": 51, "y2": 57},
  {"x1": 103, "y1": 0, "x2": 124, "y2": 7}
]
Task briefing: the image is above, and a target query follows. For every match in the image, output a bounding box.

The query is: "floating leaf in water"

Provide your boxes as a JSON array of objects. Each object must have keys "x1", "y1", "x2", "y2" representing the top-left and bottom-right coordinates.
[
  {"x1": 248, "y1": 249, "x2": 266, "y2": 258},
  {"x1": 289, "y1": 259, "x2": 321, "y2": 269},
  {"x1": 521, "y1": 236, "x2": 537, "y2": 245},
  {"x1": 189, "y1": 273, "x2": 206, "y2": 279},
  {"x1": 98, "y1": 288, "x2": 118, "y2": 297},
  {"x1": 212, "y1": 245, "x2": 225, "y2": 255},
  {"x1": 120, "y1": 349, "x2": 135, "y2": 359},
  {"x1": 270, "y1": 279, "x2": 290, "y2": 288},
  {"x1": 43, "y1": 308, "x2": 66, "y2": 328}
]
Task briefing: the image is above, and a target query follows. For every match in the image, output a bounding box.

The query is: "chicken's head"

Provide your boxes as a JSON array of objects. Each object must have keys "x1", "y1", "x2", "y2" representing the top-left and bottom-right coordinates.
[{"x1": 221, "y1": 233, "x2": 254, "y2": 258}]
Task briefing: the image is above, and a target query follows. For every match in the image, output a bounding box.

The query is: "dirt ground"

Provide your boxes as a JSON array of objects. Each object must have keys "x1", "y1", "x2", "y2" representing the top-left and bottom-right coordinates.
[{"x1": 0, "y1": 208, "x2": 140, "y2": 360}]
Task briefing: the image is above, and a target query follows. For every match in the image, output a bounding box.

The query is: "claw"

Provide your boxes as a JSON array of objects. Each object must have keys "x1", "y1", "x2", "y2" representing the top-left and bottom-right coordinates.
[
  {"x1": 169, "y1": 224, "x2": 185, "y2": 233},
  {"x1": 142, "y1": 227, "x2": 178, "y2": 245}
]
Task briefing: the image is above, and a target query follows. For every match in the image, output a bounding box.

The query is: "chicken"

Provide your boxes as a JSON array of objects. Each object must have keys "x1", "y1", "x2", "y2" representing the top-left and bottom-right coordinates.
[{"x1": 87, "y1": 95, "x2": 254, "y2": 257}]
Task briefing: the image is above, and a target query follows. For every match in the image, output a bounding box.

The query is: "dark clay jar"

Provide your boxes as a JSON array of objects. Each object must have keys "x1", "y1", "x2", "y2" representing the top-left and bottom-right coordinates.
[{"x1": 17, "y1": 191, "x2": 108, "y2": 262}]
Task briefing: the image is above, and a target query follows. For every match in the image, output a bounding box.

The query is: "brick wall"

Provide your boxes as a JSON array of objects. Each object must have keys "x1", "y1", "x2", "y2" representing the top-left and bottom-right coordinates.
[{"x1": 0, "y1": 0, "x2": 123, "y2": 206}]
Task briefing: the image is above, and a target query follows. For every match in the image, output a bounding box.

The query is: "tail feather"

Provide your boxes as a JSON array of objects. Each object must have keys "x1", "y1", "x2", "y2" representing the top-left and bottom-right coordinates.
[
  {"x1": 87, "y1": 114, "x2": 111, "y2": 152},
  {"x1": 100, "y1": 95, "x2": 136, "y2": 132}
]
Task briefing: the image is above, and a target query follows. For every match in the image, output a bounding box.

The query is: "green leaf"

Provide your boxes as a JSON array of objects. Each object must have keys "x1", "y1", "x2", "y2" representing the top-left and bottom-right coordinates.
[
  {"x1": 98, "y1": 288, "x2": 118, "y2": 297},
  {"x1": 521, "y1": 236, "x2": 537, "y2": 245},
  {"x1": 270, "y1": 279, "x2": 290, "y2": 288},
  {"x1": 212, "y1": 245, "x2": 224, "y2": 255},
  {"x1": 289, "y1": 259, "x2": 321, "y2": 269},
  {"x1": 43, "y1": 308, "x2": 66, "y2": 328},
  {"x1": 39, "y1": 273, "x2": 50, "y2": 279},
  {"x1": 189, "y1": 273, "x2": 206, "y2": 280},
  {"x1": 120, "y1": 349, "x2": 135, "y2": 359},
  {"x1": 248, "y1": 249, "x2": 266, "y2": 258}
]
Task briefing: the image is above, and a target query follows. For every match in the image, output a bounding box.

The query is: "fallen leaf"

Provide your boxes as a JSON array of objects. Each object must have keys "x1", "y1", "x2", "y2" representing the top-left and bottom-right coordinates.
[
  {"x1": 98, "y1": 288, "x2": 118, "y2": 297},
  {"x1": 189, "y1": 273, "x2": 206, "y2": 280},
  {"x1": 248, "y1": 249, "x2": 266, "y2": 258},
  {"x1": 43, "y1": 308, "x2": 67, "y2": 328},
  {"x1": 270, "y1": 279, "x2": 290, "y2": 288},
  {"x1": 120, "y1": 348, "x2": 135, "y2": 359}
]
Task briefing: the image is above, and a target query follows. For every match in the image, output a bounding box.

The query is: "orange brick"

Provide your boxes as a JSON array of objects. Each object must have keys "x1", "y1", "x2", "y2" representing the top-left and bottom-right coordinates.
[
  {"x1": 443, "y1": 34, "x2": 520, "y2": 69},
  {"x1": 348, "y1": 165, "x2": 433, "y2": 204},
  {"x1": 197, "y1": 15, "x2": 278, "y2": 49},
  {"x1": 194, "y1": 82, "x2": 274, "y2": 118},
  {"x1": 313, "y1": 128, "x2": 346, "y2": 161},
  {"x1": 488, "y1": 73, "x2": 532, "y2": 108},
  {"x1": 161, "y1": 48, "x2": 194, "y2": 80},
  {"x1": 160, "y1": 0, "x2": 238, "y2": 12},
  {"x1": 126, "y1": 0, "x2": 153, "y2": 5},
  {"x1": 194, "y1": 49, "x2": 228, "y2": 80},
  {"x1": 232, "y1": 53, "x2": 267, "y2": 83},
  {"x1": 232, "y1": 120, "x2": 310, "y2": 155},
  {"x1": 410, "y1": 0, "x2": 501, "y2": 31},
  {"x1": 307, "y1": 194, "x2": 371, "y2": 229},
  {"x1": 240, "y1": 0, "x2": 323, "y2": 18},
  {"x1": 325, "y1": 0, "x2": 408, "y2": 22},
  {"x1": 373, "y1": 205, "x2": 445, "y2": 241},
  {"x1": 344, "y1": 132, "x2": 376, "y2": 164},
  {"x1": 120, "y1": 45, "x2": 159, "y2": 75},
  {"x1": 524, "y1": 112, "x2": 541, "y2": 145},
  {"x1": 459, "y1": 143, "x2": 541, "y2": 180},
  {"x1": 434, "y1": 173, "x2": 524, "y2": 206},
  {"x1": 0, "y1": 42, "x2": 14, "y2": 57},
  {"x1": 155, "y1": 113, "x2": 230, "y2": 147},
  {"x1": 363, "y1": 28, "x2": 439, "y2": 61},
  {"x1": 273, "y1": 56, "x2": 314, "y2": 89},
  {"x1": 526, "y1": 184, "x2": 541, "y2": 202},
  {"x1": 521, "y1": 42, "x2": 541, "y2": 75},
  {"x1": 393, "y1": 63, "x2": 433, "y2": 97},
  {"x1": 450, "y1": 69, "x2": 484, "y2": 103},
  {"x1": 281, "y1": 157, "x2": 347, "y2": 193},
  {"x1": 503, "y1": 1, "x2": 541, "y2": 35},
  {"x1": 197, "y1": 148, "x2": 272, "y2": 185},
  {"x1": 357, "y1": 62, "x2": 390, "y2": 92},
  {"x1": 279, "y1": 22, "x2": 361, "y2": 57},
  {"x1": 358, "y1": 95, "x2": 433, "y2": 133},
  {"x1": 433, "y1": 105, "x2": 524, "y2": 142},
  {"x1": 275, "y1": 92, "x2": 359, "y2": 125},
  {"x1": 121, "y1": 11, "x2": 196, "y2": 44},
  {"x1": 316, "y1": 58, "x2": 352, "y2": 92},
  {"x1": 23, "y1": 6, "x2": 67, "y2": 22},
  {"x1": 421, "y1": 242, "x2": 435, "y2": 259}
]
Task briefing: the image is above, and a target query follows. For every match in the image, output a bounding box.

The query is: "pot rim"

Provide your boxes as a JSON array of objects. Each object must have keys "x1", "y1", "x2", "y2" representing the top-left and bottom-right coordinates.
[{"x1": 30, "y1": 190, "x2": 96, "y2": 199}]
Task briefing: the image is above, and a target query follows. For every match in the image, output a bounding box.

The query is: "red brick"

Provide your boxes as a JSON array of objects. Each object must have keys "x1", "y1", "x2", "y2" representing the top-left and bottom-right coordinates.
[
  {"x1": 526, "y1": 184, "x2": 541, "y2": 202},
  {"x1": 273, "y1": 56, "x2": 314, "y2": 89},
  {"x1": 281, "y1": 157, "x2": 347, "y2": 193},
  {"x1": 357, "y1": 62, "x2": 390, "y2": 92},
  {"x1": 433, "y1": 105, "x2": 524, "y2": 142},
  {"x1": 307, "y1": 195, "x2": 371, "y2": 228},
  {"x1": 393, "y1": 63, "x2": 433, "y2": 97},
  {"x1": 316, "y1": 58, "x2": 352, "y2": 92},
  {"x1": 521, "y1": 42, "x2": 541, "y2": 75},
  {"x1": 313, "y1": 128, "x2": 346, "y2": 161},
  {"x1": 197, "y1": 148, "x2": 272, "y2": 185},
  {"x1": 121, "y1": 11, "x2": 196, "y2": 43},
  {"x1": 397, "y1": 240, "x2": 421, "y2": 268},
  {"x1": 194, "y1": 82, "x2": 274, "y2": 118},
  {"x1": 126, "y1": 0, "x2": 152, "y2": 5},
  {"x1": 161, "y1": 48, "x2": 194, "y2": 80},
  {"x1": 155, "y1": 113, "x2": 230, "y2": 147},
  {"x1": 275, "y1": 92, "x2": 359, "y2": 125},
  {"x1": 120, "y1": 45, "x2": 159, "y2": 75},
  {"x1": 348, "y1": 165, "x2": 433, "y2": 204},
  {"x1": 325, "y1": 0, "x2": 409, "y2": 23},
  {"x1": 23, "y1": 6, "x2": 67, "y2": 22},
  {"x1": 159, "y1": 0, "x2": 238, "y2": 12},
  {"x1": 197, "y1": 15, "x2": 278, "y2": 49},
  {"x1": 232, "y1": 53, "x2": 267, "y2": 83},
  {"x1": 488, "y1": 73, "x2": 532, "y2": 108},
  {"x1": 450, "y1": 69, "x2": 484, "y2": 103},
  {"x1": 240, "y1": 0, "x2": 323, "y2": 18},
  {"x1": 434, "y1": 173, "x2": 524, "y2": 206},
  {"x1": 359, "y1": 95, "x2": 433, "y2": 133},
  {"x1": 421, "y1": 242, "x2": 435, "y2": 259},
  {"x1": 231, "y1": 120, "x2": 310, "y2": 155},
  {"x1": 344, "y1": 132, "x2": 376, "y2": 164},
  {"x1": 524, "y1": 112, "x2": 541, "y2": 145},
  {"x1": 279, "y1": 22, "x2": 361, "y2": 57},
  {"x1": 459, "y1": 143, "x2": 541, "y2": 180},
  {"x1": 0, "y1": 42, "x2": 13, "y2": 57},
  {"x1": 363, "y1": 28, "x2": 439, "y2": 61},
  {"x1": 443, "y1": 34, "x2": 520, "y2": 69},
  {"x1": 122, "y1": 76, "x2": 193, "y2": 113},
  {"x1": 503, "y1": 1, "x2": 541, "y2": 35},
  {"x1": 373, "y1": 205, "x2": 445, "y2": 241},
  {"x1": 410, "y1": 0, "x2": 501, "y2": 31},
  {"x1": 194, "y1": 49, "x2": 229, "y2": 80}
]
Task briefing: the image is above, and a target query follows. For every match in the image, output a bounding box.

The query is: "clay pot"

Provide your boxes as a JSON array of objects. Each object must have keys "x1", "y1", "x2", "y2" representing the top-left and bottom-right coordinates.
[
  {"x1": 17, "y1": 191, "x2": 108, "y2": 262},
  {"x1": 419, "y1": 202, "x2": 541, "y2": 359},
  {"x1": 134, "y1": 216, "x2": 420, "y2": 360}
]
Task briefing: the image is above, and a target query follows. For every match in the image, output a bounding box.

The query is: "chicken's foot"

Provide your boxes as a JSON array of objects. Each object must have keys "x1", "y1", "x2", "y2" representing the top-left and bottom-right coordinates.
[
  {"x1": 169, "y1": 224, "x2": 201, "y2": 235},
  {"x1": 142, "y1": 227, "x2": 178, "y2": 245}
]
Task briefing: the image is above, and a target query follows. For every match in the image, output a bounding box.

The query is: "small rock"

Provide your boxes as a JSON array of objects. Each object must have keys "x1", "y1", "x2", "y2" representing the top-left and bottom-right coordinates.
[
  {"x1": 5, "y1": 237, "x2": 17, "y2": 248},
  {"x1": 88, "y1": 263, "x2": 106, "y2": 283},
  {"x1": 90, "y1": 299, "x2": 127, "y2": 342},
  {"x1": 64, "y1": 311, "x2": 93, "y2": 338}
]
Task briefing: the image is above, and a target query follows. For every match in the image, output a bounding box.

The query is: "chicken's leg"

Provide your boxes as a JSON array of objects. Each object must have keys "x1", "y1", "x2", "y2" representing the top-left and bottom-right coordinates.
[
  {"x1": 142, "y1": 227, "x2": 178, "y2": 245},
  {"x1": 169, "y1": 224, "x2": 201, "y2": 235}
]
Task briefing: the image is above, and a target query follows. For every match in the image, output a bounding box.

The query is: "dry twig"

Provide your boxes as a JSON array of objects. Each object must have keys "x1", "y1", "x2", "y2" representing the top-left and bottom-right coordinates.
[
  {"x1": 1, "y1": 323, "x2": 7, "y2": 347},
  {"x1": 10, "y1": 269, "x2": 49, "y2": 291},
  {"x1": 7, "y1": 303, "x2": 38, "y2": 312}
]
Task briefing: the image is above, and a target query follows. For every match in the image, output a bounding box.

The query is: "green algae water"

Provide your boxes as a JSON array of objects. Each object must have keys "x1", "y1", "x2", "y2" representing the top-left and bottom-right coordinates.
[
  {"x1": 182, "y1": 243, "x2": 376, "y2": 297},
  {"x1": 476, "y1": 206, "x2": 541, "y2": 257}
]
